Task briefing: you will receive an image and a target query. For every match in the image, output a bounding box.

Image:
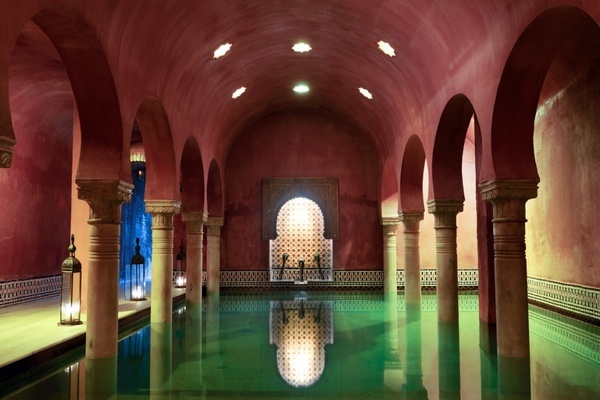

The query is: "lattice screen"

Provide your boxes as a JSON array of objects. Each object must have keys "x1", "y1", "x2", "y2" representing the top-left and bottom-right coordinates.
[{"x1": 270, "y1": 197, "x2": 332, "y2": 281}]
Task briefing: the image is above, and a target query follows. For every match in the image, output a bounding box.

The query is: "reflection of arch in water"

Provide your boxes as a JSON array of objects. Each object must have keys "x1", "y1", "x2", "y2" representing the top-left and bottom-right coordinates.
[
  {"x1": 269, "y1": 300, "x2": 334, "y2": 388},
  {"x1": 270, "y1": 197, "x2": 333, "y2": 281}
]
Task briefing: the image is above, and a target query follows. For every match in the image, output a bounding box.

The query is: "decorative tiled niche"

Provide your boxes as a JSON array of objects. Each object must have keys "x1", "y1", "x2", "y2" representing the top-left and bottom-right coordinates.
[{"x1": 270, "y1": 197, "x2": 333, "y2": 281}]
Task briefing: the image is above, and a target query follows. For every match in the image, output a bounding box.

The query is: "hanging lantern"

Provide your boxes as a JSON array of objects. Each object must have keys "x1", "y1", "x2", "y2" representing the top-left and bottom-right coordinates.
[
  {"x1": 59, "y1": 234, "x2": 83, "y2": 325},
  {"x1": 174, "y1": 239, "x2": 186, "y2": 288},
  {"x1": 126, "y1": 238, "x2": 147, "y2": 301}
]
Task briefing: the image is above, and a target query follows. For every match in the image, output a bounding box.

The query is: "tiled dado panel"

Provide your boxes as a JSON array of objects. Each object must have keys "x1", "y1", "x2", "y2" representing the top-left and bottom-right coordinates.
[
  {"x1": 527, "y1": 277, "x2": 600, "y2": 323},
  {"x1": 0, "y1": 275, "x2": 62, "y2": 308},
  {"x1": 219, "y1": 268, "x2": 479, "y2": 288}
]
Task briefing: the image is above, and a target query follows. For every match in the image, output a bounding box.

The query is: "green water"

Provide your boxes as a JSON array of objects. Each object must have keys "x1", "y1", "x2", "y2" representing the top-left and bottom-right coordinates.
[{"x1": 3, "y1": 291, "x2": 600, "y2": 399}]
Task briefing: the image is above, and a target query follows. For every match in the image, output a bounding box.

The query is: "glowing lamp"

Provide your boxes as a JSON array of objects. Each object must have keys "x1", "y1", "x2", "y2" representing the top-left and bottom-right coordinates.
[
  {"x1": 126, "y1": 238, "x2": 147, "y2": 301},
  {"x1": 174, "y1": 239, "x2": 187, "y2": 288},
  {"x1": 59, "y1": 234, "x2": 83, "y2": 325}
]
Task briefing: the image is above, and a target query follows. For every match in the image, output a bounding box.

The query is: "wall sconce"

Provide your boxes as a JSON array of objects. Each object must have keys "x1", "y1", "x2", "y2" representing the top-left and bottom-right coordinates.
[
  {"x1": 59, "y1": 234, "x2": 83, "y2": 325},
  {"x1": 174, "y1": 239, "x2": 186, "y2": 288},
  {"x1": 126, "y1": 238, "x2": 147, "y2": 301}
]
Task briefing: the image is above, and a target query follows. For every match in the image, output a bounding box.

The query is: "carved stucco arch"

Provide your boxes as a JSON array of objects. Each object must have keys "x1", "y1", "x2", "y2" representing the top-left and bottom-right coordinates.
[{"x1": 262, "y1": 177, "x2": 339, "y2": 240}]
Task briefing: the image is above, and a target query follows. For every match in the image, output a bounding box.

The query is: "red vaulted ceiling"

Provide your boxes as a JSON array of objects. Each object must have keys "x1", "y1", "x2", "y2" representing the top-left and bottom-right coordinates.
[{"x1": 6, "y1": 0, "x2": 594, "y2": 165}]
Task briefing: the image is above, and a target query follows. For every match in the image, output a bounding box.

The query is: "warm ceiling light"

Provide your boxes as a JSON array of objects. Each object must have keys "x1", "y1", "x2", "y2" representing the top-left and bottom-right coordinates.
[
  {"x1": 377, "y1": 40, "x2": 395, "y2": 57},
  {"x1": 213, "y1": 43, "x2": 232, "y2": 59},
  {"x1": 292, "y1": 42, "x2": 312, "y2": 53},
  {"x1": 232, "y1": 86, "x2": 246, "y2": 99},
  {"x1": 293, "y1": 84, "x2": 310, "y2": 94},
  {"x1": 358, "y1": 87, "x2": 373, "y2": 99}
]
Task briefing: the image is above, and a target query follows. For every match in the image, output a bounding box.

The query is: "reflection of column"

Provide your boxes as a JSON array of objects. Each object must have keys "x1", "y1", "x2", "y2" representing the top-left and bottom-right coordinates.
[
  {"x1": 84, "y1": 356, "x2": 117, "y2": 400},
  {"x1": 402, "y1": 303, "x2": 428, "y2": 399},
  {"x1": 479, "y1": 328, "x2": 498, "y2": 400},
  {"x1": 381, "y1": 217, "x2": 399, "y2": 295},
  {"x1": 77, "y1": 179, "x2": 132, "y2": 360},
  {"x1": 399, "y1": 211, "x2": 424, "y2": 305},
  {"x1": 427, "y1": 200, "x2": 463, "y2": 323},
  {"x1": 384, "y1": 285, "x2": 402, "y2": 394},
  {"x1": 205, "y1": 294, "x2": 222, "y2": 390},
  {"x1": 438, "y1": 321, "x2": 461, "y2": 400},
  {"x1": 146, "y1": 200, "x2": 181, "y2": 324},
  {"x1": 481, "y1": 179, "x2": 536, "y2": 399},
  {"x1": 184, "y1": 303, "x2": 203, "y2": 387},
  {"x1": 150, "y1": 322, "x2": 172, "y2": 396},
  {"x1": 182, "y1": 211, "x2": 207, "y2": 305},
  {"x1": 205, "y1": 217, "x2": 224, "y2": 295}
]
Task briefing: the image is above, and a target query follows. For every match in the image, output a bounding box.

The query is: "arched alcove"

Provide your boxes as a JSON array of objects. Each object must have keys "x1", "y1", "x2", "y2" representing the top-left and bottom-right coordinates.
[{"x1": 270, "y1": 197, "x2": 333, "y2": 281}]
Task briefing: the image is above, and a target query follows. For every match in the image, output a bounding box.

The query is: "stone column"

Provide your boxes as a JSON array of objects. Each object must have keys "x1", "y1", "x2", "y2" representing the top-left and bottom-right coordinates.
[
  {"x1": 427, "y1": 199, "x2": 464, "y2": 323},
  {"x1": 205, "y1": 217, "x2": 224, "y2": 295},
  {"x1": 381, "y1": 217, "x2": 400, "y2": 296},
  {"x1": 399, "y1": 211, "x2": 424, "y2": 305},
  {"x1": 77, "y1": 179, "x2": 133, "y2": 359},
  {"x1": 146, "y1": 200, "x2": 181, "y2": 324},
  {"x1": 182, "y1": 211, "x2": 207, "y2": 305},
  {"x1": 480, "y1": 179, "x2": 537, "y2": 398}
]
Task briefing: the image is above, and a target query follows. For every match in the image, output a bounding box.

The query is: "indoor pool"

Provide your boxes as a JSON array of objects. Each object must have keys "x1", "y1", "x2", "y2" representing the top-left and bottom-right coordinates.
[{"x1": 2, "y1": 291, "x2": 599, "y2": 399}]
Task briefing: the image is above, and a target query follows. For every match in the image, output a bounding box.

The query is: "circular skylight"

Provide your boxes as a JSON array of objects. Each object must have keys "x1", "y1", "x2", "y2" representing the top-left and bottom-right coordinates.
[
  {"x1": 213, "y1": 43, "x2": 232, "y2": 59},
  {"x1": 293, "y1": 84, "x2": 310, "y2": 94},
  {"x1": 377, "y1": 41, "x2": 395, "y2": 57},
  {"x1": 292, "y1": 42, "x2": 312, "y2": 53},
  {"x1": 232, "y1": 86, "x2": 246, "y2": 99},
  {"x1": 358, "y1": 87, "x2": 373, "y2": 99}
]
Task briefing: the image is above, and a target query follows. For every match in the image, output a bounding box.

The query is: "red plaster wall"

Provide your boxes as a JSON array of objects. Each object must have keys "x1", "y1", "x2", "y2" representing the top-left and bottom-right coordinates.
[
  {"x1": 0, "y1": 115, "x2": 73, "y2": 280},
  {"x1": 223, "y1": 109, "x2": 381, "y2": 271},
  {"x1": 527, "y1": 63, "x2": 600, "y2": 287}
]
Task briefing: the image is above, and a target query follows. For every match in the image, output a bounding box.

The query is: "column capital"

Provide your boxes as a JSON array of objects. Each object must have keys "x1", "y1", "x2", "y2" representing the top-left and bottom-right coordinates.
[
  {"x1": 182, "y1": 211, "x2": 208, "y2": 234},
  {"x1": 399, "y1": 210, "x2": 424, "y2": 233},
  {"x1": 76, "y1": 179, "x2": 133, "y2": 224},
  {"x1": 426, "y1": 199, "x2": 464, "y2": 215},
  {"x1": 0, "y1": 133, "x2": 16, "y2": 168},
  {"x1": 381, "y1": 216, "x2": 400, "y2": 235},
  {"x1": 479, "y1": 179, "x2": 538, "y2": 202},
  {"x1": 205, "y1": 217, "x2": 224, "y2": 236},
  {"x1": 427, "y1": 199, "x2": 463, "y2": 229},
  {"x1": 479, "y1": 179, "x2": 538, "y2": 222},
  {"x1": 146, "y1": 200, "x2": 181, "y2": 229},
  {"x1": 145, "y1": 199, "x2": 181, "y2": 215}
]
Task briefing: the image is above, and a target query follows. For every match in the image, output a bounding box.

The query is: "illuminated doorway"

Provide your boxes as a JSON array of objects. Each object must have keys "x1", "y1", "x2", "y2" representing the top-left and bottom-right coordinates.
[{"x1": 270, "y1": 197, "x2": 333, "y2": 281}]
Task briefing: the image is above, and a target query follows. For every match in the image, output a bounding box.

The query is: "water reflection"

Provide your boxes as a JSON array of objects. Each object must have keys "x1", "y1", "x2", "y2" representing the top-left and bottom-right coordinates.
[
  {"x1": 403, "y1": 302, "x2": 428, "y2": 400},
  {"x1": 3, "y1": 292, "x2": 600, "y2": 399},
  {"x1": 269, "y1": 295, "x2": 334, "y2": 388}
]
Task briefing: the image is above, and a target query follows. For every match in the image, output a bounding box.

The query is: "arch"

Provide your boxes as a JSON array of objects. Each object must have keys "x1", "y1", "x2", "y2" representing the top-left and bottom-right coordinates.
[
  {"x1": 380, "y1": 157, "x2": 399, "y2": 218},
  {"x1": 180, "y1": 137, "x2": 204, "y2": 213},
  {"x1": 262, "y1": 177, "x2": 339, "y2": 240},
  {"x1": 491, "y1": 5, "x2": 597, "y2": 180},
  {"x1": 430, "y1": 94, "x2": 477, "y2": 201},
  {"x1": 207, "y1": 159, "x2": 223, "y2": 217},
  {"x1": 399, "y1": 135, "x2": 426, "y2": 211},
  {"x1": 27, "y1": 6, "x2": 125, "y2": 181},
  {"x1": 135, "y1": 96, "x2": 178, "y2": 200}
]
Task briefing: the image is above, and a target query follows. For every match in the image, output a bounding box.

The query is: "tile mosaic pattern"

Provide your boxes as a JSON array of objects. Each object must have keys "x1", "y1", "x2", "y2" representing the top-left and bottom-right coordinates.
[
  {"x1": 527, "y1": 277, "x2": 600, "y2": 323},
  {"x1": 0, "y1": 275, "x2": 62, "y2": 308},
  {"x1": 270, "y1": 197, "x2": 332, "y2": 281}
]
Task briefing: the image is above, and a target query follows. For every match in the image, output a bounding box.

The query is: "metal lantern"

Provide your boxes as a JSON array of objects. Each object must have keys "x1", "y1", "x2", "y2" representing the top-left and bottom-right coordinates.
[
  {"x1": 174, "y1": 239, "x2": 186, "y2": 288},
  {"x1": 126, "y1": 238, "x2": 147, "y2": 301},
  {"x1": 59, "y1": 234, "x2": 83, "y2": 325}
]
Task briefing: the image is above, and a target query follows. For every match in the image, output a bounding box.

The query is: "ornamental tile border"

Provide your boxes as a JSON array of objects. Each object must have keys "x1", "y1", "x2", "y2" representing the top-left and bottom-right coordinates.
[
  {"x1": 0, "y1": 275, "x2": 62, "y2": 308},
  {"x1": 527, "y1": 277, "x2": 600, "y2": 323}
]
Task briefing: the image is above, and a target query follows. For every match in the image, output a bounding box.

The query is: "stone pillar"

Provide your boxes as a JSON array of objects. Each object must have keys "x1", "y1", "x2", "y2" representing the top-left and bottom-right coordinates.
[
  {"x1": 205, "y1": 217, "x2": 224, "y2": 295},
  {"x1": 381, "y1": 217, "x2": 400, "y2": 296},
  {"x1": 480, "y1": 179, "x2": 537, "y2": 398},
  {"x1": 77, "y1": 179, "x2": 133, "y2": 359},
  {"x1": 427, "y1": 200, "x2": 463, "y2": 323},
  {"x1": 399, "y1": 211, "x2": 424, "y2": 305},
  {"x1": 182, "y1": 211, "x2": 207, "y2": 305},
  {"x1": 146, "y1": 200, "x2": 181, "y2": 324},
  {"x1": 480, "y1": 179, "x2": 537, "y2": 357}
]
